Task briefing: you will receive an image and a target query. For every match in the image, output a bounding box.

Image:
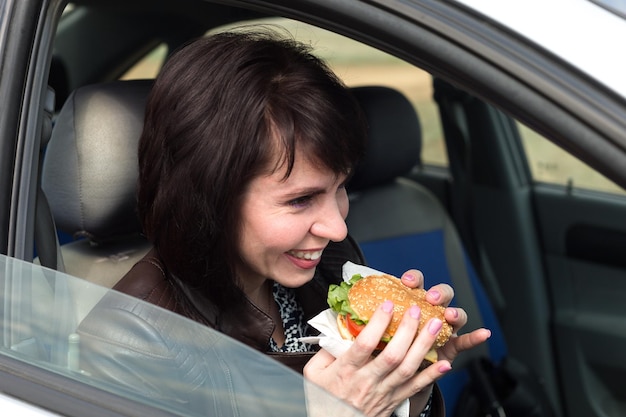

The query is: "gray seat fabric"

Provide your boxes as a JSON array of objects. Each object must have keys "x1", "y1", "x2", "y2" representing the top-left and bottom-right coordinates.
[
  {"x1": 41, "y1": 80, "x2": 153, "y2": 288},
  {"x1": 347, "y1": 86, "x2": 502, "y2": 413}
]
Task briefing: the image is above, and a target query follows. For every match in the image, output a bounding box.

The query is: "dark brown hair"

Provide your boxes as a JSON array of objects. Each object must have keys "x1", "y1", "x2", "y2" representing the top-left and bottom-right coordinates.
[{"x1": 137, "y1": 29, "x2": 366, "y2": 308}]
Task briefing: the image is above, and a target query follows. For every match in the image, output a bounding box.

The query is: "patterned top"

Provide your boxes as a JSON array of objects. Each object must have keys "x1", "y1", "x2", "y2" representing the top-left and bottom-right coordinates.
[{"x1": 268, "y1": 281, "x2": 312, "y2": 353}]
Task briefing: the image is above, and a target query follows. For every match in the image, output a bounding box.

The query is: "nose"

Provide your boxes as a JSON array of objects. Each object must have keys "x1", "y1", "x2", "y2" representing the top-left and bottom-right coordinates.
[{"x1": 310, "y1": 197, "x2": 349, "y2": 242}]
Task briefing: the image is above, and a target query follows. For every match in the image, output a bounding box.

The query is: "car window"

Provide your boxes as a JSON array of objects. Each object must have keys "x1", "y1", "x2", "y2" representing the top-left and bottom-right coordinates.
[
  {"x1": 123, "y1": 17, "x2": 448, "y2": 167},
  {"x1": 120, "y1": 43, "x2": 168, "y2": 80},
  {"x1": 283, "y1": 22, "x2": 447, "y2": 167},
  {"x1": 518, "y1": 122, "x2": 626, "y2": 195},
  {"x1": 0, "y1": 254, "x2": 362, "y2": 416}
]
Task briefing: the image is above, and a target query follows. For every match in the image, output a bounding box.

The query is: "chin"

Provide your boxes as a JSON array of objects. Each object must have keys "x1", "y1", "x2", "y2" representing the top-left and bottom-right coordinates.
[{"x1": 274, "y1": 266, "x2": 317, "y2": 288}]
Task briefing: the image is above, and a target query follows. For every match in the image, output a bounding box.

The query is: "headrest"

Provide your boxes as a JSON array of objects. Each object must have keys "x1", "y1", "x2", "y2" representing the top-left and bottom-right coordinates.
[
  {"x1": 348, "y1": 86, "x2": 421, "y2": 191},
  {"x1": 42, "y1": 80, "x2": 153, "y2": 243}
]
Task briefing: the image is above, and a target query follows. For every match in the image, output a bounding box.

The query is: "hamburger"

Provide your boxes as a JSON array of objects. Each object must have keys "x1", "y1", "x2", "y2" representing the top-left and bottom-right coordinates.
[{"x1": 327, "y1": 273, "x2": 452, "y2": 362}]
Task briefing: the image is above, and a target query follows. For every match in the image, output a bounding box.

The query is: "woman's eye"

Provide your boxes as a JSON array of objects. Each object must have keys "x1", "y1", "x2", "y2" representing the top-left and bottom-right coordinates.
[{"x1": 289, "y1": 195, "x2": 313, "y2": 208}]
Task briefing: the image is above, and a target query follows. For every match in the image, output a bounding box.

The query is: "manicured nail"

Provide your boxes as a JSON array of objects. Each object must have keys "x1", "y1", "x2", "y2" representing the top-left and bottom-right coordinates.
[
  {"x1": 438, "y1": 363, "x2": 452, "y2": 373},
  {"x1": 403, "y1": 273, "x2": 416, "y2": 282},
  {"x1": 409, "y1": 305, "x2": 421, "y2": 319},
  {"x1": 428, "y1": 318, "x2": 442, "y2": 335},
  {"x1": 428, "y1": 290, "x2": 441, "y2": 302},
  {"x1": 382, "y1": 300, "x2": 394, "y2": 313}
]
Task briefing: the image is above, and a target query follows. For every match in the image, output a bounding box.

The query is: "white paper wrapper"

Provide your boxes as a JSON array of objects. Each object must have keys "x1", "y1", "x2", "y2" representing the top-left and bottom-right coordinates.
[{"x1": 301, "y1": 261, "x2": 410, "y2": 417}]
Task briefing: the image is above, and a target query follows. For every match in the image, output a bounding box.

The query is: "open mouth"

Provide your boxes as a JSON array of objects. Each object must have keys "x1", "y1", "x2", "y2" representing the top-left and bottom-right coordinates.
[{"x1": 287, "y1": 249, "x2": 323, "y2": 261}]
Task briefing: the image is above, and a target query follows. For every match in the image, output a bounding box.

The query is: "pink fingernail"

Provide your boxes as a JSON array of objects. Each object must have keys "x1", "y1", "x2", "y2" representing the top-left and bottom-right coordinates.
[
  {"x1": 428, "y1": 290, "x2": 441, "y2": 302},
  {"x1": 450, "y1": 308, "x2": 459, "y2": 319},
  {"x1": 409, "y1": 305, "x2": 420, "y2": 319},
  {"x1": 428, "y1": 319, "x2": 442, "y2": 335},
  {"x1": 382, "y1": 300, "x2": 394, "y2": 313},
  {"x1": 438, "y1": 363, "x2": 452, "y2": 373},
  {"x1": 403, "y1": 273, "x2": 416, "y2": 282}
]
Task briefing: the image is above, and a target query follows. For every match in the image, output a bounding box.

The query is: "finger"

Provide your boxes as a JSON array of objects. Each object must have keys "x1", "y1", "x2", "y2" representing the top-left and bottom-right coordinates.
[
  {"x1": 400, "y1": 270, "x2": 424, "y2": 289},
  {"x1": 342, "y1": 300, "x2": 395, "y2": 367},
  {"x1": 439, "y1": 328, "x2": 491, "y2": 362},
  {"x1": 444, "y1": 306, "x2": 468, "y2": 334},
  {"x1": 303, "y1": 348, "x2": 336, "y2": 376},
  {"x1": 370, "y1": 305, "x2": 421, "y2": 377},
  {"x1": 382, "y1": 316, "x2": 443, "y2": 387},
  {"x1": 425, "y1": 283, "x2": 454, "y2": 307},
  {"x1": 394, "y1": 359, "x2": 452, "y2": 401},
  {"x1": 453, "y1": 328, "x2": 491, "y2": 353}
]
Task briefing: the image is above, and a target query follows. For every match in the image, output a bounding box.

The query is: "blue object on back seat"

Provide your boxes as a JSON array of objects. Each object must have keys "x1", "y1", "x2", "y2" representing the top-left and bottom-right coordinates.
[{"x1": 347, "y1": 86, "x2": 506, "y2": 414}]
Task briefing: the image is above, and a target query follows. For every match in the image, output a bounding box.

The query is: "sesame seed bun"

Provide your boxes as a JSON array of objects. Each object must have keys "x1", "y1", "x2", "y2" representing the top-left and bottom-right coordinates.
[{"x1": 343, "y1": 274, "x2": 452, "y2": 361}]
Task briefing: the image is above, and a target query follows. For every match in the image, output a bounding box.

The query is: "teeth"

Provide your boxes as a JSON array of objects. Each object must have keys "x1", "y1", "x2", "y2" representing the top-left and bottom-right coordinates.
[{"x1": 289, "y1": 250, "x2": 323, "y2": 260}]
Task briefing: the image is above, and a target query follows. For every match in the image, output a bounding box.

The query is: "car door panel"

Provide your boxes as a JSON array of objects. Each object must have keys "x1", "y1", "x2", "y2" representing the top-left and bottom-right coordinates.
[{"x1": 533, "y1": 186, "x2": 626, "y2": 417}]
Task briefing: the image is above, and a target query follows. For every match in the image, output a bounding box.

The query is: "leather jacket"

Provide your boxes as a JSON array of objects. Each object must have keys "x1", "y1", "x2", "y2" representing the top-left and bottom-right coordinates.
[{"x1": 77, "y1": 236, "x2": 444, "y2": 416}]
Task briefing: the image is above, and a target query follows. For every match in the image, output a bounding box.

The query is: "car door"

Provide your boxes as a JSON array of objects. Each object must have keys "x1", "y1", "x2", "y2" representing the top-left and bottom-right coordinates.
[
  {"x1": 371, "y1": 0, "x2": 626, "y2": 414},
  {"x1": 522, "y1": 129, "x2": 626, "y2": 417},
  {"x1": 431, "y1": 73, "x2": 626, "y2": 417}
]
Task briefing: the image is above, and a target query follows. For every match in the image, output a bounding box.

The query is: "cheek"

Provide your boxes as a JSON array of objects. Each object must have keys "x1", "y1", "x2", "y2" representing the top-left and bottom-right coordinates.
[{"x1": 246, "y1": 215, "x2": 306, "y2": 252}]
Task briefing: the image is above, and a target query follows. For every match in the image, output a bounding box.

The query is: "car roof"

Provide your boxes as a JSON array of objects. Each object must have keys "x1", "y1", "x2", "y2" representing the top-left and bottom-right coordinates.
[{"x1": 457, "y1": 0, "x2": 626, "y2": 98}]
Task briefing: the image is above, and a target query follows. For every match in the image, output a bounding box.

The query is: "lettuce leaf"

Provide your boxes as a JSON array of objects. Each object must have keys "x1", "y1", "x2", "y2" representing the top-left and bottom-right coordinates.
[{"x1": 327, "y1": 274, "x2": 365, "y2": 324}]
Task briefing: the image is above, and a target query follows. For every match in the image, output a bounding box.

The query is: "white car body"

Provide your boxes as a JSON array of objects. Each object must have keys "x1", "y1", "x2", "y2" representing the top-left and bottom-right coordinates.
[{"x1": 458, "y1": 0, "x2": 626, "y2": 97}]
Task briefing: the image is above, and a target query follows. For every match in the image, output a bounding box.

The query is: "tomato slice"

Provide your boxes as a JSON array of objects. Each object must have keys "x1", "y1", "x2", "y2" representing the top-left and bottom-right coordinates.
[
  {"x1": 346, "y1": 314, "x2": 387, "y2": 350},
  {"x1": 346, "y1": 313, "x2": 365, "y2": 338}
]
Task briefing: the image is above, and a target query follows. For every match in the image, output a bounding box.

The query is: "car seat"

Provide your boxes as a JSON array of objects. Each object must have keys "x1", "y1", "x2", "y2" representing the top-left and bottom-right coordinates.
[
  {"x1": 40, "y1": 80, "x2": 153, "y2": 288},
  {"x1": 347, "y1": 86, "x2": 507, "y2": 414}
]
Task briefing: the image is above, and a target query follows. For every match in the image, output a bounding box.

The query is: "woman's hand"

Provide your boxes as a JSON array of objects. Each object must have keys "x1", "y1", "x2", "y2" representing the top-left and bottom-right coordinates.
[
  {"x1": 304, "y1": 297, "x2": 452, "y2": 416},
  {"x1": 399, "y1": 269, "x2": 491, "y2": 364},
  {"x1": 304, "y1": 269, "x2": 490, "y2": 417}
]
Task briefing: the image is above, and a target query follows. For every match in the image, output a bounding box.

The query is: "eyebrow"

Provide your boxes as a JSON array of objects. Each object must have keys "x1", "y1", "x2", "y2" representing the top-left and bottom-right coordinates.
[
  {"x1": 281, "y1": 187, "x2": 326, "y2": 199},
  {"x1": 277, "y1": 173, "x2": 348, "y2": 199}
]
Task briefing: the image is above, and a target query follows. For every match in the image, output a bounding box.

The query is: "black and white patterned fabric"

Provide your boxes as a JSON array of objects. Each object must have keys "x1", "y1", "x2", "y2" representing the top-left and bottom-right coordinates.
[{"x1": 268, "y1": 282, "x2": 313, "y2": 353}]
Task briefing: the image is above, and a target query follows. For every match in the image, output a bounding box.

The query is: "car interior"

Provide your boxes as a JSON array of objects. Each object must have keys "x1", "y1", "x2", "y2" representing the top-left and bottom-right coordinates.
[
  {"x1": 37, "y1": 76, "x2": 508, "y2": 413},
  {"x1": 36, "y1": 6, "x2": 533, "y2": 416},
  {"x1": 7, "y1": 0, "x2": 626, "y2": 416},
  {"x1": 35, "y1": 6, "x2": 509, "y2": 414},
  {"x1": 345, "y1": 85, "x2": 508, "y2": 412}
]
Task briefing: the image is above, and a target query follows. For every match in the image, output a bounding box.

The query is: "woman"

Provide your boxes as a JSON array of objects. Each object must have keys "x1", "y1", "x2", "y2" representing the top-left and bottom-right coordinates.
[{"x1": 79, "y1": 29, "x2": 489, "y2": 417}]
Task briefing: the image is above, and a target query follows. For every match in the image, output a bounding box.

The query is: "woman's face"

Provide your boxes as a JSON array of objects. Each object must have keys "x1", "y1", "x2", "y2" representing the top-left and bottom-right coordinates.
[{"x1": 237, "y1": 149, "x2": 349, "y2": 291}]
